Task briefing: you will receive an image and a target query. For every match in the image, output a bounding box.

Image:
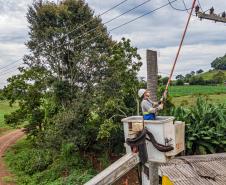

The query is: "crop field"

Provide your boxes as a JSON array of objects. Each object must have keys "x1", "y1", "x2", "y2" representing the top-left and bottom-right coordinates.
[{"x1": 168, "y1": 85, "x2": 226, "y2": 97}]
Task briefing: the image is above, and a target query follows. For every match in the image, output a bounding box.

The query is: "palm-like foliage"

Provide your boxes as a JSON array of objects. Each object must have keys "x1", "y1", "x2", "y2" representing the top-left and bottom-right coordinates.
[{"x1": 172, "y1": 98, "x2": 226, "y2": 155}]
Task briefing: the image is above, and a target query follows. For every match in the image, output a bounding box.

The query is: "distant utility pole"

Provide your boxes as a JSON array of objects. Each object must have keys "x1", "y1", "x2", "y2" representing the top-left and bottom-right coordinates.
[{"x1": 195, "y1": 5, "x2": 226, "y2": 23}]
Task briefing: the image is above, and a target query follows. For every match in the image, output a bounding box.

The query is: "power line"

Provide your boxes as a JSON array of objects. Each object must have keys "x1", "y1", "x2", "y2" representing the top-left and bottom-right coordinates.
[
  {"x1": 72, "y1": 0, "x2": 179, "y2": 49},
  {"x1": 168, "y1": 0, "x2": 191, "y2": 12},
  {"x1": 0, "y1": 64, "x2": 22, "y2": 76},
  {"x1": 0, "y1": 0, "x2": 128, "y2": 73},
  {"x1": 0, "y1": 64, "x2": 22, "y2": 77},
  {"x1": 56, "y1": 0, "x2": 130, "y2": 41},
  {"x1": 0, "y1": 58, "x2": 23, "y2": 71},
  {"x1": 182, "y1": 0, "x2": 191, "y2": 13},
  {"x1": 99, "y1": 0, "x2": 129, "y2": 16},
  {"x1": 80, "y1": 0, "x2": 152, "y2": 38},
  {"x1": 0, "y1": 0, "x2": 176, "y2": 79},
  {"x1": 51, "y1": 0, "x2": 153, "y2": 50},
  {"x1": 197, "y1": 0, "x2": 203, "y2": 12}
]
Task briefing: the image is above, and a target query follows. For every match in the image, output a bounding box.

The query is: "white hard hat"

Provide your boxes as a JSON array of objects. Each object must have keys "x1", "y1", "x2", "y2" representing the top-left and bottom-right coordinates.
[{"x1": 138, "y1": 89, "x2": 146, "y2": 98}]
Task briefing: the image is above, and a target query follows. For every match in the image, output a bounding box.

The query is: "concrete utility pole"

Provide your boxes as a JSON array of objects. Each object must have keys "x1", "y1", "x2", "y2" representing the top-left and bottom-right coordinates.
[
  {"x1": 146, "y1": 50, "x2": 158, "y2": 102},
  {"x1": 146, "y1": 50, "x2": 159, "y2": 185}
]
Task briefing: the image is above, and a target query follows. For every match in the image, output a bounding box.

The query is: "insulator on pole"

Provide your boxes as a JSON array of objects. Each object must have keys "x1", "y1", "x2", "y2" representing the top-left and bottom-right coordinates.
[
  {"x1": 195, "y1": 5, "x2": 200, "y2": 15},
  {"x1": 210, "y1": 7, "x2": 214, "y2": 14}
]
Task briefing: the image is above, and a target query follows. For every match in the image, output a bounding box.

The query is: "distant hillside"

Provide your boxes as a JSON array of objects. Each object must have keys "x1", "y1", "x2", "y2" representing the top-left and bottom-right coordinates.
[{"x1": 198, "y1": 70, "x2": 226, "y2": 80}]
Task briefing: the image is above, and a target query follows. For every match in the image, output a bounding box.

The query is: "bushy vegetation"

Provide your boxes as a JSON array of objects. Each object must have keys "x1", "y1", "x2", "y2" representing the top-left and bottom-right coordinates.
[
  {"x1": 0, "y1": 100, "x2": 18, "y2": 135},
  {"x1": 172, "y1": 98, "x2": 226, "y2": 155},
  {"x1": 174, "y1": 69, "x2": 226, "y2": 86},
  {"x1": 5, "y1": 139, "x2": 95, "y2": 185},
  {"x1": 198, "y1": 70, "x2": 226, "y2": 81},
  {"x1": 211, "y1": 54, "x2": 226, "y2": 70},
  {"x1": 3, "y1": 0, "x2": 141, "y2": 183}
]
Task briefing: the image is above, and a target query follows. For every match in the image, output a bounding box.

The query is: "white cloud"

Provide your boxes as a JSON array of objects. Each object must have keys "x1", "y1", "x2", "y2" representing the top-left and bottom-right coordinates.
[{"x1": 138, "y1": 43, "x2": 226, "y2": 79}]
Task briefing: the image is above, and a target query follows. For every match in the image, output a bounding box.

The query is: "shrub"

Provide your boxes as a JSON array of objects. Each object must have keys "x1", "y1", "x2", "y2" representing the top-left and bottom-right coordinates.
[
  {"x1": 189, "y1": 76, "x2": 205, "y2": 85},
  {"x1": 211, "y1": 54, "x2": 226, "y2": 70},
  {"x1": 176, "y1": 79, "x2": 184, "y2": 86},
  {"x1": 172, "y1": 98, "x2": 226, "y2": 155},
  {"x1": 6, "y1": 140, "x2": 53, "y2": 175},
  {"x1": 5, "y1": 139, "x2": 95, "y2": 185}
]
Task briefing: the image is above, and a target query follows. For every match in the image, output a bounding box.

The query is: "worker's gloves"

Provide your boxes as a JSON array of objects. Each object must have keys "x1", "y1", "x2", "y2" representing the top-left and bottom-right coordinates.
[
  {"x1": 157, "y1": 104, "x2": 164, "y2": 110},
  {"x1": 153, "y1": 102, "x2": 159, "y2": 107},
  {"x1": 160, "y1": 97, "x2": 164, "y2": 102},
  {"x1": 148, "y1": 104, "x2": 164, "y2": 113},
  {"x1": 149, "y1": 107, "x2": 158, "y2": 114}
]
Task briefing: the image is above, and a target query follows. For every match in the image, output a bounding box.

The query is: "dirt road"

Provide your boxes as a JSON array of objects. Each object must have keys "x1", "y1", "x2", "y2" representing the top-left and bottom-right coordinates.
[{"x1": 0, "y1": 129, "x2": 25, "y2": 185}]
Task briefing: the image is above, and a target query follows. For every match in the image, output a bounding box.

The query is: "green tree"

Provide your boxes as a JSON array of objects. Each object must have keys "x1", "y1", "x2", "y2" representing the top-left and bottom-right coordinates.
[
  {"x1": 160, "y1": 77, "x2": 169, "y2": 85},
  {"x1": 212, "y1": 71, "x2": 225, "y2": 84},
  {"x1": 176, "y1": 79, "x2": 184, "y2": 86},
  {"x1": 4, "y1": 0, "x2": 142, "y2": 154},
  {"x1": 4, "y1": 66, "x2": 50, "y2": 135},
  {"x1": 0, "y1": 89, "x2": 4, "y2": 100},
  {"x1": 211, "y1": 54, "x2": 226, "y2": 70},
  {"x1": 176, "y1": 74, "x2": 184, "y2": 80},
  {"x1": 196, "y1": 69, "x2": 204, "y2": 74},
  {"x1": 4, "y1": 0, "x2": 112, "y2": 132},
  {"x1": 184, "y1": 73, "x2": 192, "y2": 82},
  {"x1": 189, "y1": 76, "x2": 205, "y2": 85},
  {"x1": 190, "y1": 71, "x2": 195, "y2": 76}
]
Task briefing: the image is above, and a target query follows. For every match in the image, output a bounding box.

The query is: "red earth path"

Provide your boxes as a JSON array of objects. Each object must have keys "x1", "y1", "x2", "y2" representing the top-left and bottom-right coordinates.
[{"x1": 0, "y1": 129, "x2": 25, "y2": 185}]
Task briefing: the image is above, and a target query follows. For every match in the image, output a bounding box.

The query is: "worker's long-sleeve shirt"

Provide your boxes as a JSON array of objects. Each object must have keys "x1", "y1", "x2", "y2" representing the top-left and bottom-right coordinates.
[{"x1": 141, "y1": 99, "x2": 156, "y2": 114}]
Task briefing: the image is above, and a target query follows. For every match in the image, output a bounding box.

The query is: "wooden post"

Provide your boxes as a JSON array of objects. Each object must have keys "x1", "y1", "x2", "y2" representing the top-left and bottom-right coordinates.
[
  {"x1": 84, "y1": 153, "x2": 140, "y2": 185},
  {"x1": 146, "y1": 50, "x2": 158, "y2": 102}
]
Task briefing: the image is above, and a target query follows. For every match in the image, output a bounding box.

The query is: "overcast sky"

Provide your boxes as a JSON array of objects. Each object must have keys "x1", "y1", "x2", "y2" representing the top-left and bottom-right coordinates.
[{"x1": 0, "y1": 0, "x2": 226, "y2": 88}]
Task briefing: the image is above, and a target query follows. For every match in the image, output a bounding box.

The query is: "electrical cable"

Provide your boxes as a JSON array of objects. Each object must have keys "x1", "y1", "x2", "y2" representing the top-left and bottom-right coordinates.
[
  {"x1": 59, "y1": 0, "x2": 130, "y2": 39},
  {"x1": 72, "y1": 0, "x2": 179, "y2": 49},
  {"x1": 197, "y1": 0, "x2": 203, "y2": 12},
  {"x1": 182, "y1": 0, "x2": 196, "y2": 16},
  {"x1": 0, "y1": 64, "x2": 23, "y2": 76},
  {"x1": 49, "y1": 0, "x2": 153, "y2": 51},
  {"x1": 68, "y1": 0, "x2": 152, "y2": 43},
  {"x1": 168, "y1": 0, "x2": 191, "y2": 12},
  {"x1": 0, "y1": 58, "x2": 23, "y2": 71},
  {"x1": 0, "y1": 0, "x2": 129, "y2": 75},
  {"x1": 0, "y1": 0, "x2": 184, "y2": 81}
]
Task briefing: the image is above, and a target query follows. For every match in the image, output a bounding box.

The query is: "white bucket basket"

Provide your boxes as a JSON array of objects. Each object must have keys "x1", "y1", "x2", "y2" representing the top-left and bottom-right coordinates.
[{"x1": 121, "y1": 116, "x2": 185, "y2": 163}]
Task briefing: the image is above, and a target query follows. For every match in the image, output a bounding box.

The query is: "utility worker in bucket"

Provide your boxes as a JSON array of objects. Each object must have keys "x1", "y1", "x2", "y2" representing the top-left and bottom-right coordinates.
[{"x1": 138, "y1": 89, "x2": 163, "y2": 120}]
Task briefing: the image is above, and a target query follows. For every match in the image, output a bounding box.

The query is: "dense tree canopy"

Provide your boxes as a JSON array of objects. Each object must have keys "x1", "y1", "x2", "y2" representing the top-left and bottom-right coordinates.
[
  {"x1": 211, "y1": 54, "x2": 226, "y2": 70},
  {"x1": 4, "y1": 0, "x2": 142, "y2": 153}
]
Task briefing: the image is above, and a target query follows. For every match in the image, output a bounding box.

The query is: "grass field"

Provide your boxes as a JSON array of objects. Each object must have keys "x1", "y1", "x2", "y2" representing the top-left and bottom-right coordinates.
[
  {"x1": 0, "y1": 101, "x2": 18, "y2": 134},
  {"x1": 0, "y1": 101, "x2": 18, "y2": 125},
  {"x1": 198, "y1": 70, "x2": 226, "y2": 80},
  {"x1": 168, "y1": 85, "x2": 226, "y2": 97},
  {"x1": 172, "y1": 94, "x2": 226, "y2": 107}
]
